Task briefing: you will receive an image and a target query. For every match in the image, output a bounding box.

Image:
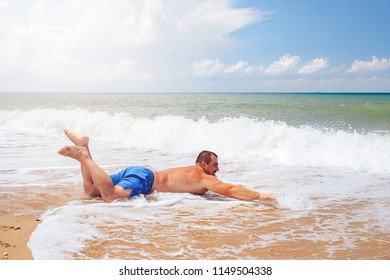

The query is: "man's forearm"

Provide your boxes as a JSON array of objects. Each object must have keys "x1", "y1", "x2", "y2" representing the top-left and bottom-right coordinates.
[
  {"x1": 211, "y1": 182, "x2": 278, "y2": 207},
  {"x1": 232, "y1": 186, "x2": 278, "y2": 207},
  {"x1": 229, "y1": 185, "x2": 265, "y2": 201}
]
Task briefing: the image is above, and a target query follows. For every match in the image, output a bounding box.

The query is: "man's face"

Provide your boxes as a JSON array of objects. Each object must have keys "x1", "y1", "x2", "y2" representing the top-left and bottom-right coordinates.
[{"x1": 203, "y1": 155, "x2": 219, "y2": 176}]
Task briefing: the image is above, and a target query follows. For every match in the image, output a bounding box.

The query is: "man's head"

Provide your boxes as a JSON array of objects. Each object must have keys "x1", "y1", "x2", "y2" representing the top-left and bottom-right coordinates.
[{"x1": 195, "y1": 150, "x2": 219, "y2": 176}]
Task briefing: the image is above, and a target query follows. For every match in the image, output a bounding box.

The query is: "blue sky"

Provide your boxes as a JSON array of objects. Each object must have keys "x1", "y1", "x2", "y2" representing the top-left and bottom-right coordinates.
[{"x1": 0, "y1": 0, "x2": 389, "y2": 92}]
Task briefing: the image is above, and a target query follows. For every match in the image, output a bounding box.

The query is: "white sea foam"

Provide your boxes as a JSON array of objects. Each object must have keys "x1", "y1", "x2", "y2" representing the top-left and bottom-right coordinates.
[
  {"x1": 28, "y1": 201, "x2": 106, "y2": 259},
  {"x1": 1, "y1": 108, "x2": 390, "y2": 173},
  {"x1": 28, "y1": 193, "x2": 246, "y2": 259}
]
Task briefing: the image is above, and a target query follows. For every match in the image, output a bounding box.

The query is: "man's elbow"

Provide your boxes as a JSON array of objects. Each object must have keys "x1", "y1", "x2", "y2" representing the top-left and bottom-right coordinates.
[
  {"x1": 216, "y1": 184, "x2": 235, "y2": 197},
  {"x1": 224, "y1": 186, "x2": 235, "y2": 197},
  {"x1": 224, "y1": 185, "x2": 247, "y2": 200},
  {"x1": 227, "y1": 185, "x2": 260, "y2": 201}
]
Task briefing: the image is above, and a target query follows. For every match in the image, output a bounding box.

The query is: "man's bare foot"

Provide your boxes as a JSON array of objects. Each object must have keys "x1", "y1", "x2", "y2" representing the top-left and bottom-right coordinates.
[
  {"x1": 64, "y1": 129, "x2": 89, "y2": 147},
  {"x1": 58, "y1": 146, "x2": 89, "y2": 161}
]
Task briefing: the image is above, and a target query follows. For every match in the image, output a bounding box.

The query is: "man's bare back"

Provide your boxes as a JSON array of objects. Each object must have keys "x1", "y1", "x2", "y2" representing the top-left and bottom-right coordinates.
[
  {"x1": 153, "y1": 165, "x2": 215, "y2": 194},
  {"x1": 58, "y1": 129, "x2": 278, "y2": 208}
]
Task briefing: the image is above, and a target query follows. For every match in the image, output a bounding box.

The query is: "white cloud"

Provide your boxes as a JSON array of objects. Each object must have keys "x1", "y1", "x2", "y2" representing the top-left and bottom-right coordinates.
[
  {"x1": 192, "y1": 56, "x2": 331, "y2": 78},
  {"x1": 0, "y1": 0, "x2": 9, "y2": 9},
  {"x1": 192, "y1": 59, "x2": 256, "y2": 77},
  {"x1": 192, "y1": 59, "x2": 225, "y2": 77},
  {"x1": 0, "y1": 0, "x2": 269, "y2": 91},
  {"x1": 265, "y1": 54, "x2": 301, "y2": 74},
  {"x1": 72, "y1": 0, "x2": 166, "y2": 48},
  {"x1": 175, "y1": 1, "x2": 262, "y2": 37},
  {"x1": 1, "y1": 1, "x2": 389, "y2": 92},
  {"x1": 0, "y1": 0, "x2": 168, "y2": 87},
  {"x1": 298, "y1": 57, "x2": 329, "y2": 74},
  {"x1": 347, "y1": 56, "x2": 390, "y2": 73},
  {"x1": 224, "y1": 60, "x2": 253, "y2": 74}
]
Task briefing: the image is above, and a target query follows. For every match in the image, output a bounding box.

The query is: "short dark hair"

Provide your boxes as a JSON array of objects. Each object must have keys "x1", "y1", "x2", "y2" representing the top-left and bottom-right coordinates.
[{"x1": 196, "y1": 150, "x2": 218, "y2": 164}]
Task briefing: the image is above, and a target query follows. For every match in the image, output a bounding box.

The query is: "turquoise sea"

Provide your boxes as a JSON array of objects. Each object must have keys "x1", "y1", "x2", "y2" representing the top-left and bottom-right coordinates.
[{"x1": 0, "y1": 92, "x2": 389, "y2": 259}]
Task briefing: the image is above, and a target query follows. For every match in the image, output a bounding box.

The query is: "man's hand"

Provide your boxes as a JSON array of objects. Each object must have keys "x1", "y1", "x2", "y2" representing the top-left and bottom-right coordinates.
[{"x1": 258, "y1": 194, "x2": 280, "y2": 209}]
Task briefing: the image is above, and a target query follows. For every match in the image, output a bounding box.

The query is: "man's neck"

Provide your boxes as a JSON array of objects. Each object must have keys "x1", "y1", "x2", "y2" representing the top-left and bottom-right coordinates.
[{"x1": 195, "y1": 163, "x2": 206, "y2": 173}]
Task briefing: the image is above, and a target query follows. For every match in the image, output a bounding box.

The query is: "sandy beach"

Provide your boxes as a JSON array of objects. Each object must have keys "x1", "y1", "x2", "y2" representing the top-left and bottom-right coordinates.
[
  {"x1": 1, "y1": 185, "x2": 389, "y2": 260},
  {"x1": 0, "y1": 186, "x2": 80, "y2": 260},
  {"x1": 0, "y1": 216, "x2": 39, "y2": 260}
]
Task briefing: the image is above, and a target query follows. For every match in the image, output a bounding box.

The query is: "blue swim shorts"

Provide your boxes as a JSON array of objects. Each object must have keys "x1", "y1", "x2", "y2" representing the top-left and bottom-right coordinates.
[{"x1": 109, "y1": 166, "x2": 154, "y2": 198}]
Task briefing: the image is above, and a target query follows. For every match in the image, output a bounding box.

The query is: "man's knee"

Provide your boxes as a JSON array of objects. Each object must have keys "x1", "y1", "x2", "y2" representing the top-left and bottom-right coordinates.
[
  {"x1": 84, "y1": 184, "x2": 100, "y2": 197},
  {"x1": 101, "y1": 186, "x2": 131, "y2": 203},
  {"x1": 101, "y1": 191, "x2": 121, "y2": 203},
  {"x1": 101, "y1": 195, "x2": 115, "y2": 203}
]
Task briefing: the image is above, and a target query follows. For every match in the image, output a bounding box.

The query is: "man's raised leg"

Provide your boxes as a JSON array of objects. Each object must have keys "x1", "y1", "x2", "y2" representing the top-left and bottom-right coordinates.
[
  {"x1": 63, "y1": 129, "x2": 99, "y2": 197},
  {"x1": 58, "y1": 145, "x2": 131, "y2": 202}
]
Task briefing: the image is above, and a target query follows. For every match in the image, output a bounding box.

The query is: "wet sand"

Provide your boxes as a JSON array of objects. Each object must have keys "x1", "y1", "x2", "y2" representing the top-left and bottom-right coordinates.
[
  {"x1": 0, "y1": 186, "x2": 80, "y2": 260},
  {"x1": 1, "y1": 186, "x2": 389, "y2": 260},
  {"x1": 78, "y1": 201, "x2": 390, "y2": 260},
  {"x1": 0, "y1": 216, "x2": 40, "y2": 260}
]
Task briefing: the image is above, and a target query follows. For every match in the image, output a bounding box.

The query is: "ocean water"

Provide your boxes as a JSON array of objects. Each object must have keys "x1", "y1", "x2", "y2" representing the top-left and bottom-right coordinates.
[{"x1": 0, "y1": 92, "x2": 389, "y2": 259}]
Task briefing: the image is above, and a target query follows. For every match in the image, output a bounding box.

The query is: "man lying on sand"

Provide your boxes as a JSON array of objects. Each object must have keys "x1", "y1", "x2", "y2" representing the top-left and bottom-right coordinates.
[{"x1": 58, "y1": 129, "x2": 278, "y2": 208}]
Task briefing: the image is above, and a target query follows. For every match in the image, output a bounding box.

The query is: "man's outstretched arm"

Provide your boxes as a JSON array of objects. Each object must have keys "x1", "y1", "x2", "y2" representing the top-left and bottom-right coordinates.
[{"x1": 204, "y1": 177, "x2": 279, "y2": 207}]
